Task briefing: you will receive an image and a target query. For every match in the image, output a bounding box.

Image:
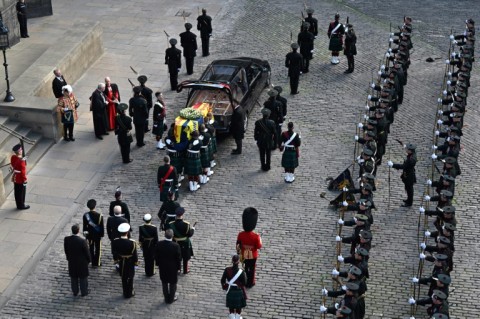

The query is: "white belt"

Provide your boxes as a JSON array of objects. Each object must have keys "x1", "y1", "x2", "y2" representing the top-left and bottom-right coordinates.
[
  {"x1": 166, "y1": 214, "x2": 176, "y2": 218},
  {"x1": 188, "y1": 150, "x2": 200, "y2": 154}
]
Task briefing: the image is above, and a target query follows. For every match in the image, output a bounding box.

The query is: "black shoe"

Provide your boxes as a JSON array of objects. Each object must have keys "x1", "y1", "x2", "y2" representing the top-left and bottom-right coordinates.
[
  {"x1": 69, "y1": 137, "x2": 75, "y2": 141},
  {"x1": 137, "y1": 143, "x2": 145, "y2": 147},
  {"x1": 96, "y1": 135, "x2": 103, "y2": 140},
  {"x1": 401, "y1": 203, "x2": 412, "y2": 207},
  {"x1": 123, "y1": 159, "x2": 133, "y2": 164},
  {"x1": 344, "y1": 69, "x2": 352, "y2": 74},
  {"x1": 19, "y1": 205, "x2": 30, "y2": 210},
  {"x1": 145, "y1": 129, "x2": 150, "y2": 133},
  {"x1": 402, "y1": 199, "x2": 408, "y2": 203},
  {"x1": 291, "y1": 91, "x2": 300, "y2": 95},
  {"x1": 103, "y1": 132, "x2": 109, "y2": 136},
  {"x1": 303, "y1": 70, "x2": 309, "y2": 73},
  {"x1": 64, "y1": 138, "x2": 70, "y2": 142}
]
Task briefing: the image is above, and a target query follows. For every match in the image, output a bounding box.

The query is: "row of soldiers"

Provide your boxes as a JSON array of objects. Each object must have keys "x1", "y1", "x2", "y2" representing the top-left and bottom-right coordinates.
[
  {"x1": 317, "y1": 17, "x2": 415, "y2": 319},
  {"x1": 405, "y1": 18, "x2": 475, "y2": 319}
]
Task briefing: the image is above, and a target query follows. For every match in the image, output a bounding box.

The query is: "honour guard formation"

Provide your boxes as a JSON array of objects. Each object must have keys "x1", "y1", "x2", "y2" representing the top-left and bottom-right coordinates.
[{"x1": 1, "y1": 0, "x2": 478, "y2": 318}]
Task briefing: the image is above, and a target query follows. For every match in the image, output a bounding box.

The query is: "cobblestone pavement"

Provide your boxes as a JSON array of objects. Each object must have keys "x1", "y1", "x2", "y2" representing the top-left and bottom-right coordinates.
[{"x1": 1, "y1": 0, "x2": 479, "y2": 318}]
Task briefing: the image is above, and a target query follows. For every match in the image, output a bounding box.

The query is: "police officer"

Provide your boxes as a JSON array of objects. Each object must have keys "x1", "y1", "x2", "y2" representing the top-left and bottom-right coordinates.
[
  {"x1": 197, "y1": 8, "x2": 212, "y2": 56},
  {"x1": 139, "y1": 214, "x2": 158, "y2": 277},
  {"x1": 112, "y1": 223, "x2": 138, "y2": 298},
  {"x1": 129, "y1": 86, "x2": 149, "y2": 147},
  {"x1": 388, "y1": 143, "x2": 417, "y2": 207},
  {"x1": 165, "y1": 38, "x2": 182, "y2": 91},
  {"x1": 285, "y1": 43, "x2": 303, "y2": 95},
  {"x1": 180, "y1": 23, "x2": 198, "y2": 75}
]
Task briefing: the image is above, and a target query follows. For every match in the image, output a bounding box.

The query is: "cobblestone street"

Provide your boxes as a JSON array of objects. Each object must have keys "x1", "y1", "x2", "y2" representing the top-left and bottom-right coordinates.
[{"x1": 0, "y1": 0, "x2": 479, "y2": 318}]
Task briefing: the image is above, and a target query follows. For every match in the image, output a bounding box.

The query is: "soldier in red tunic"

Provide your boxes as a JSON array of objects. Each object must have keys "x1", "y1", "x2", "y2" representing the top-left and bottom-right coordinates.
[
  {"x1": 236, "y1": 207, "x2": 262, "y2": 288},
  {"x1": 10, "y1": 144, "x2": 29, "y2": 210}
]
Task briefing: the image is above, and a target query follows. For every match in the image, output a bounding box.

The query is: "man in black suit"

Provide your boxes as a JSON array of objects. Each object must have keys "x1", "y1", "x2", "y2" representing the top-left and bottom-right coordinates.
[
  {"x1": 107, "y1": 206, "x2": 129, "y2": 266},
  {"x1": 129, "y1": 86, "x2": 149, "y2": 147},
  {"x1": 82, "y1": 199, "x2": 104, "y2": 267},
  {"x1": 197, "y1": 8, "x2": 212, "y2": 56},
  {"x1": 108, "y1": 189, "x2": 130, "y2": 223},
  {"x1": 180, "y1": 23, "x2": 198, "y2": 75},
  {"x1": 91, "y1": 83, "x2": 109, "y2": 139},
  {"x1": 254, "y1": 108, "x2": 278, "y2": 171},
  {"x1": 52, "y1": 69, "x2": 67, "y2": 98},
  {"x1": 154, "y1": 229, "x2": 181, "y2": 303},
  {"x1": 64, "y1": 224, "x2": 91, "y2": 296},
  {"x1": 230, "y1": 105, "x2": 245, "y2": 155}
]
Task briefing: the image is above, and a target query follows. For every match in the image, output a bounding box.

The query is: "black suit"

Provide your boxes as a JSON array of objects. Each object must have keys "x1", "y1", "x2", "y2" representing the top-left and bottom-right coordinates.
[
  {"x1": 107, "y1": 216, "x2": 128, "y2": 241},
  {"x1": 109, "y1": 200, "x2": 131, "y2": 223},
  {"x1": 285, "y1": 51, "x2": 303, "y2": 94},
  {"x1": 64, "y1": 234, "x2": 91, "y2": 296},
  {"x1": 154, "y1": 239, "x2": 181, "y2": 303},
  {"x1": 91, "y1": 89, "x2": 108, "y2": 137},
  {"x1": 165, "y1": 46, "x2": 182, "y2": 90},
  {"x1": 254, "y1": 117, "x2": 278, "y2": 170},
  {"x1": 129, "y1": 95, "x2": 149, "y2": 146},
  {"x1": 52, "y1": 76, "x2": 67, "y2": 98},
  {"x1": 139, "y1": 224, "x2": 158, "y2": 277},
  {"x1": 230, "y1": 106, "x2": 245, "y2": 153},
  {"x1": 82, "y1": 211, "x2": 104, "y2": 267},
  {"x1": 180, "y1": 30, "x2": 198, "y2": 75},
  {"x1": 197, "y1": 14, "x2": 212, "y2": 56}
]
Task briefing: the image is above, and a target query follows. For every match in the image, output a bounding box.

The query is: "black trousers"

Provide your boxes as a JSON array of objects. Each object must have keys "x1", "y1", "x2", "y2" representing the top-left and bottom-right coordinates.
[
  {"x1": 234, "y1": 138, "x2": 243, "y2": 153},
  {"x1": 63, "y1": 123, "x2": 74, "y2": 139},
  {"x1": 143, "y1": 246, "x2": 156, "y2": 276},
  {"x1": 134, "y1": 122, "x2": 145, "y2": 146},
  {"x1": 347, "y1": 55, "x2": 355, "y2": 70},
  {"x1": 169, "y1": 73, "x2": 178, "y2": 91},
  {"x1": 70, "y1": 276, "x2": 88, "y2": 296},
  {"x1": 17, "y1": 14, "x2": 28, "y2": 37},
  {"x1": 119, "y1": 142, "x2": 131, "y2": 163},
  {"x1": 185, "y1": 57, "x2": 195, "y2": 75},
  {"x1": 201, "y1": 36, "x2": 210, "y2": 56},
  {"x1": 88, "y1": 239, "x2": 101, "y2": 266},
  {"x1": 144, "y1": 108, "x2": 151, "y2": 132},
  {"x1": 404, "y1": 182, "x2": 414, "y2": 205},
  {"x1": 301, "y1": 55, "x2": 310, "y2": 72},
  {"x1": 162, "y1": 281, "x2": 177, "y2": 303},
  {"x1": 93, "y1": 115, "x2": 107, "y2": 137},
  {"x1": 244, "y1": 258, "x2": 257, "y2": 287},
  {"x1": 276, "y1": 124, "x2": 282, "y2": 148},
  {"x1": 14, "y1": 183, "x2": 26, "y2": 209},
  {"x1": 121, "y1": 266, "x2": 135, "y2": 298},
  {"x1": 289, "y1": 73, "x2": 299, "y2": 94},
  {"x1": 259, "y1": 146, "x2": 271, "y2": 170}
]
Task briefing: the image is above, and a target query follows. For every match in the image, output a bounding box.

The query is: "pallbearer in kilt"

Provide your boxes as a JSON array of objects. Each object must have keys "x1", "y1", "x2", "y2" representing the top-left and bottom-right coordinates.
[
  {"x1": 184, "y1": 131, "x2": 203, "y2": 191},
  {"x1": 280, "y1": 122, "x2": 301, "y2": 183},
  {"x1": 327, "y1": 13, "x2": 345, "y2": 64}
]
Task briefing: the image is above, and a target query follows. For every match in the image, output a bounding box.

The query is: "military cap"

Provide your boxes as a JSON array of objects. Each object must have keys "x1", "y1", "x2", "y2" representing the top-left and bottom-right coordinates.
[
  {"x1": 466, "y1": 18, "x2": 475, "y2": 25},
  {"x1": 175, "y1": 207, "x2": 185, "y2": 216},
  {"x1": 355, "y1": 214, "x2": 369, "y2": 222},
  {"x1": 440, "y1": 190, "x2": 453, "y2": 198},
  {"x1": 442, "y1": 157, "x2": 456, "y2": 165},
  {"x1": 442, "y1": 174, "x2": 455, "y2": 183},
  {"x1": 454, "y1": 91, "x2": 466, "y2": 98},
  {"x1": 362, "y1": 183, "x2": 373, "y2": 192},
  {"x1": 273, "y1": 86, "x2": 283, "y2": 94},
  {"x1": 306, "y1": 8, "x2": 314, "y2": 14},
  {"x1": 349, "y1": 265, "x2": 362, "y2": 276},
  {"x1": 406, "y1": 143, "x2": 416, "y2": 151},
  {"x1": 334, "y1": 13, "x2": 340, "y2": 19},
  {"x1": 434, "y1": 253, "x2": 448, "y2": 261},
  {"x1": 359, "y1": 229, "x2": 372, "y2": 240},
  {"x1": 185, "y1": 22, "x2": 193, "y2": 30},
  {"x1": 137, "y1": 75, "x2": 147, "y2": 84},
  {"x1": 432, "y1": 290, "x2": 447, "y2": 300},
  {"x1": 268, "y1": 89, "x2": 278, "y2": 97},
  {"x1": 431, "y1": 313, "x2": 449, "y2": 319},
  {"x1": 376, "y1": 108, "x2": 386, "y2": 114},
  {"x1": 362, "y1": 148, "x2": 374, "y2": 157},
  {"x1": 367, "y1": 119, "x2": 377, "y2": 126},
  {"x1": 443, "y1": 223, "x2": 456, "y2": 232},
  {"x1": 438, "y1": 236, "x2": 451, "y2": 245},
  {"x1": 433, "y1": 274, "x2": 451, "y2": 285},
  {"x1": 133, "y1": 86, "x2": 142, "y2": 94},
  {"x1": 346, "y1": 23, "x2": 353, "y2": 28},
  {"x1": 115, "y1": 188, "x2": 122, "y2": 198},
  {"x1": 261, "y1": 108, "x2": 271, "y2": 117},
  {"x1": 379, "y1": 98, "x2": 390, "y2": 104},
  {"x1": 441, "y1": 206, "x2": 456, "y2": 214},
  {"x1": 303, "y1": 22, "x2": 311, "y2": 29},
  {"x1": 346, "y1": 282, "x2": 359, "y2": 291},
  {"x1": 358, "y1": 199, "x2": 372, "y2": 208},
  {"x1": 232, "y1": 254, "x2": 240, "y2": 264},
  {"x1": 143, "y1": 213, "x2": 152, "y2": 222},
  {"x1": 452, "y1": 100, "x2": 465, "y2": 110},
  {"x1": 463, "y1": 61, "x2": 473, "y2": 69},
  {"x1": 169, "y1": 38, "x2": 178, "y2": 45},
  {"x1": 118, "y1": 223, "x2": 130, "y2": 233},
  {"x1": 86, "y1": 199, "x2": 96, "y2": 209},
  {"x1": 355, "y1": 247, "x2": 369, "y2": 257},
  {"x1": 362, "y1": 172, "x2": 375, "y2": 180},
  {"x1": 12, "y1": 144, "x2": 22, "y2": 152},
  {"x1": 403, "y1": 25, "x2": 413, "y2": 32},
  {"x1": 291, "y1": 42, "x2": 299, "y2": 49},
  {"x1": 339, "y1": 306, "x2": 351, "y2": 315},
  {"x1": 118, "y1": 103, "x2": 128, "y2": 111},
  {"x1": 456, "y1": 81, "x2": 467, "y2": 89}
]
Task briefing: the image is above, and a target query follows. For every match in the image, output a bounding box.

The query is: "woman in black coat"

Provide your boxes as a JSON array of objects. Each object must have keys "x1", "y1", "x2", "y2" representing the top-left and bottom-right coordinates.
[
  {"x1": 115, "y1": 103, "x2": 133, "y2": 163},
  {"x1": 344, "y1": 24, "x2": 357, "y2": 73}
]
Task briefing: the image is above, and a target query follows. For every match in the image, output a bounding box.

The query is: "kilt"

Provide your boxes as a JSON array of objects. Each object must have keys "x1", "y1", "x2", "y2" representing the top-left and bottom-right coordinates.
[
  {"x1": 200, "y1": 147, "x2": 210, "y2": 168},
  {"x1": 281, "y1": 148, "x2": 298, "y2": 169},
  {"x1": 159, "y1": 181, "x2": 175, "y2": 202},
  {"x1": 211, "y1": 136, "x2": 217, "y2": 153},
  {"x1": 328, "y1": 36, "x2": 343, "y2": 51},
  {"x1": 226, "y1": 287, "x2": 246, "y2": 309},
  {"x1": 184, "y1": 152, "x2": 202, "y2": 176},
  {"x1": 152, "y1": 120, "x2": 164, "y2": 136},
  {"x1": 168, "y1": 151, "x2": 184, "y2": 174}
]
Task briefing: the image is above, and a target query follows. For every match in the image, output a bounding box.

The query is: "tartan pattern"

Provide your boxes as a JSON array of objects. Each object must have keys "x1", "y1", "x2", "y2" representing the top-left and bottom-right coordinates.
[
  {"x1": 329, "y1": 37, "x2": 343, "y2": 51},
  {"x1": 200, "y1": 148, "x2": 210, "y2": 168},
  {"x1": 281, "y1": 149, "x2": 298, "y2": 168},
  {"x1": 170, "y1": 155, "x2": 184, "y2": 173},
  {"x1": 226, "y1": 287, "x2": 246, "y2": 308},
  {"x1": 184, "y1": 155, "x2": 202, "y2": 176},
  {"x1": 211, "y1": 136, "x2": 217, "y2": 153}
]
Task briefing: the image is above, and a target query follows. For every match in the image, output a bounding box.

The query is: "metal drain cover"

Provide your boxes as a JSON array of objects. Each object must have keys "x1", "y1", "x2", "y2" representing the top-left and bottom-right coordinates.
[{"x1": 175, "y1": 10, "x2": 191, "y2": 17}]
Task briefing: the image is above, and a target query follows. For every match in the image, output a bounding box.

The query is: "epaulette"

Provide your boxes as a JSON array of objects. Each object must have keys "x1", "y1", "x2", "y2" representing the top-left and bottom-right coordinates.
[{"x1": 193, "y1": 140, "x2": 200, "y2": 146}]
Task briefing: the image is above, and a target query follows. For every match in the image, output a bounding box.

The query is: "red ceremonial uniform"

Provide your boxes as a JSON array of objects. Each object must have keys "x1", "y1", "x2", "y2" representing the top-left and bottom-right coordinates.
[
  {"x1": 11, "y1": 155, "x2": 27, "y2": 184},
  {"x1": 237, "y1": 231, "x2": 262, "y2": 287}
]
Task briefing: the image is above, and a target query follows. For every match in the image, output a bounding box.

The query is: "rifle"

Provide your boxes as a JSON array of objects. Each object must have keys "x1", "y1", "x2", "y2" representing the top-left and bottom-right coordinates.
[
  {"x1": 128, "y1": 78, "x2": 135, "y2": 88},
  {"x1": 130, "y1": 66, "x2": 138, "y2": 75},
  {"x1": 164, "y1": 30, "x2": 170, "y2": 46},
  {"x1": 183, "y1": 10, "x2": 186, "y2": 23}
]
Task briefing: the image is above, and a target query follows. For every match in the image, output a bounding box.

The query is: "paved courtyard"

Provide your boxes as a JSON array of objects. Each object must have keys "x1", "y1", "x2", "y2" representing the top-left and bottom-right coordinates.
[{"x1": 0, "y1": 0, "x2": 478, "y2": 318}]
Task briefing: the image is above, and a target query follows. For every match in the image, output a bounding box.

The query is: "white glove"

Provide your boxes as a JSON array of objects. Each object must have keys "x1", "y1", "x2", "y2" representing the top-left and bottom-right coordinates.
[
  {"x1": 367, "y1": 95, "x2": 372, "y2": 101},
  {"x1": 322, "y1": 288, "x2": 328, "y2": 296},
  {"x1": 338, "y1": 219, "x2": 344, "y2": 225},
  {"x1": 381, "y1": 64, "x2": 386, "y2": 70},
  {"x1": 419, "y1": 206, "x2": 425, "y2": 214},
  {"x1": 438, "y1": 110, "x2": 443, "y2": 115},
  {"x1": 357, "y1": 158, "x2": 364, "y2": 164},
  {"x1": 419, "y1": 253, "x2": 426, "y2": 259},
  {"x1": 431, "y1": 154, "x2": 437, "y2": 160},
  {"x1": 387, "y1": 160, "x2": 394, "y2": 167},
  {"x1": 355, "y1": 135, "x2": 359, "y2": 141},
  {"x1": 412, "y1": 277, "x2": 419, "y2": 283},
  {"x1": 447, "y1": 80, "x2": 452, "y2": 85},
  {"x1": 409, "y1": 297, "x2": 416, "y2": 305},
  {"x1": 432, "y1": 145, "x2": 438, "y2": 150},
  {"x1": 337, "y1": 255, "x2": 344, "y2": 262},
  {"x1": 437, "y1": 119, "x2": 443, "y2": 125},
  {"x1": 335, "y1": 303, "x2": 340, "y2": 310},
  {"x1": 320, "y1": 305, "x2": 327, "y2": 313},
  {"x1": 371, "y1": 83, "x2": 375, "y2": 88},
  {"x1": 363, "y1": 114, "x2": 369, "y2": 120},
  {"x1": 425, "y1": 230, "x2": 431, "y2": 237},
  {"x1": 445, "y1": 60, "x2": 450, "y2": 65},
  {"x1": 426, "y1": 179, "x2": 432, "y2": 185},
  {"x1": 342, "y1": 285, "x2": 347, "y2": 291},
  {"x1": 437, "y1": 98, "x2": 442, "y2": 103},
  {"x1": 449, "y1": 34, "x2": 454, "y2": 40},
  {"x1": 342, "y1": 200, "x2": 348, "y2": 207},
  {"x1": 420, "y1": 242, "x2": 426, "y2": 250},
  {"x1": 335, "y1": 235, "x2": 342, "y2": 242},
  {"x1": 377, "y1": 70, "x2": 382, "y2": 76},
  {"x1": 342, "y1": 186, "x2": 348, "y2": 192},
  {"x1": 310, "y1": 50, "x2": 314, "y2": 53},
  {"x1": 390, "y1": 33, "x2": 394, "y2": 37},
  {"x1": 435, "y1": 130, "x2": 440, "y2": 136},
  {"x1": 358, "y1": 123, "x2": 363, "y2": 129},
  {"x1": 364, "y1": 105, "x2": 370, "y2": 110},
  {"x1": 332, "y1": 269, "x2": 340, "y2": 276},
  {"x1": 424, "y1": 195, "x2": 431, "y2": 201}
]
